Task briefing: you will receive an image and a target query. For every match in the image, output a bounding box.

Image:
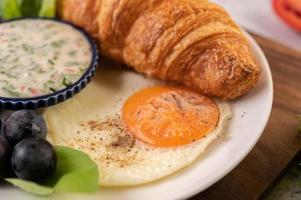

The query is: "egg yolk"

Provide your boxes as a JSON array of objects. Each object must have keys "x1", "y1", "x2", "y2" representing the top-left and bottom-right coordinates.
[{"x1": 122, "y1": 86, "x2": 220, "y2": 147}]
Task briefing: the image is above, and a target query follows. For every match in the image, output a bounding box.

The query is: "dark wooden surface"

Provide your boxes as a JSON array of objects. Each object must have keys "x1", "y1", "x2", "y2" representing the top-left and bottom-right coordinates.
[{"x1": 191, "y1": 34, "x2": 301, "y2": 200}]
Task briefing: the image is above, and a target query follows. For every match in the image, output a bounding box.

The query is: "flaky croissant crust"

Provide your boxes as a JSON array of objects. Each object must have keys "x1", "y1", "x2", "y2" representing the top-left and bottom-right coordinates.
[{"x1": 58, "y1": 0, "x2": 260, "y2": 99}]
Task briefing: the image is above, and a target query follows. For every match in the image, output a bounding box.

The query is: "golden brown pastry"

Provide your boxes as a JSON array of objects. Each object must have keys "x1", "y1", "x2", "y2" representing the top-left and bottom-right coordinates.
[{"x1": 58, "y1": 0, "x2": 261, "y2": 99}]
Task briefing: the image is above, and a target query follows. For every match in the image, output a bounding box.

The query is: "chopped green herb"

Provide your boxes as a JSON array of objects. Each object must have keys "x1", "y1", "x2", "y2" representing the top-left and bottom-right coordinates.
[
  {"x1": 48, "y1": 59, "x2": 55, "y2": 65},
  {"x1": 21, "y1": 44, "x2": 28, "y2": 51},
  {"x1": 65, "y1": 61, "x2": 82, "y2": 67},
  {"x1": 50, "y1": 40, "x2": 66, "y2": 48},
  {"x1": 0, "y1": 80, "x2": 10, "y2": 84},
  {"x1": 37, "y1": 68, "x2": 46, "y2": 73},
  {"x1": 43, "y1": 79, "x2": 57, "y2": 93},
  {"x1": 21, "y1": 44, "x2": 34, "y2": 54},
  {"x1": 10, "y1": 65, "x2": 19, "y2": 71},
  {"x1": 62, "y1": 77, "x2": 72, "y2": 87},
  {"x1": 68, "y1": 50, "x2": 77, "y2": 56},
  {"x1": 2, "y1": 86, "x2": 20, "y2": 97},
  {"x1": 79, "y1": 67, "x2": 86, "y2": 73},
  {"x1": 0, "y1": 71, "x2": 17, "y2": 79},
  {"x1": 49, "y1": 87, "x2": 56, "y2": 92},
  {"x1": 37, "y1": 44, "x2": 47, "y2": 49},
  {"x1": 10, "y1": 57, "x2": 19, "y2": 63},
  {"x1": 28, "y1": 65, "x2": 39, "y2": 72},
  {"x1": 0, "y1": 54, "x2": 11, "y2": 63},
  {"x1": 10, "y1": 37, "x2": 17, "y2": 42}
]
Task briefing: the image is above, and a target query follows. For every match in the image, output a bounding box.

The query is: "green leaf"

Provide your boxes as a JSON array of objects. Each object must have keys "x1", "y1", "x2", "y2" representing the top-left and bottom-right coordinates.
[
  {"x1": 5, "y1": 146, "x2": 99, "y2": 196},
  {"x1": 0, "y1": 2, "x2": 3, "y2": 18},
  {"x1": 0, "y1": 0, "x2": 57, "y2": 19},
  {"x1": 38, "y1": 0, "x2": 56, "y2": 17},
  {"x1": 5, "y1": 179, "x2": 53, "y2": 195},
  {"x1": 0, "y1": 0, "x2": 21, "y2": 19},
  {"x1": 51, "y1": 146, "x2": 99, "y2": 193},
  {"x1": 18, "y1": 0, "x2": 42, "y2": 17}
]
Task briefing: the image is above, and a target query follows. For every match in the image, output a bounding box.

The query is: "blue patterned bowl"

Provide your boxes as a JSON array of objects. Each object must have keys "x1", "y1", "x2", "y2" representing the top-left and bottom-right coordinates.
[{"x1": 0, "y1": 18, "x2": 99, "y2": 110}]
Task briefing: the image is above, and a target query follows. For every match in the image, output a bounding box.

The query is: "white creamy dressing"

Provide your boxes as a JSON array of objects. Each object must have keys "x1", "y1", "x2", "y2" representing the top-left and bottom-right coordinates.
[{"x1": 0, "y1": 19, "x2": 92, "y2": 98}]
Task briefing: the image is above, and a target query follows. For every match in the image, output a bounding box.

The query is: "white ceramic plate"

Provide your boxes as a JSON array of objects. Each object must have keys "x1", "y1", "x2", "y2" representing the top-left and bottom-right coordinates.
[{"x1": 0, "y1": 32, "x2": 273, "y2": 200}]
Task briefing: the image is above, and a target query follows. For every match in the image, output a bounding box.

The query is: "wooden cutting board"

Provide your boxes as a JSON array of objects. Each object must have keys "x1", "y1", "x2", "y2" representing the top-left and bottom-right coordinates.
[{"x1": 191, "y1": 34, "x2": 301, "y2": 200}]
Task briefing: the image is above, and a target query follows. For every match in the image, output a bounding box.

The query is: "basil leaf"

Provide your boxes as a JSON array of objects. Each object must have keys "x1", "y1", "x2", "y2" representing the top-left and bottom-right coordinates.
[
  {"x1": 18, "y1": 0, "x2": 42, "y2": 17},
  {"x1": 0, "y1": 2, "x2": 3, "y2": 18},
  {"x1": 51, "y1": 146, "x2": 99, "y2": 193},
  {"x1": 5, "y1": 146, "x2": 99, "y2": 196},
  {"x1": 0, "y1": 0, "x2": 57, "y2": 19},
  {"x1": 0, "y1": 0, "x2": 21, "y2": 19},
  {"x1": 5, "y1": 179, "x2": 53, "y2": 195},
  {"x1": 39, "y1": 0, "x2": 56, "y2": 17}
]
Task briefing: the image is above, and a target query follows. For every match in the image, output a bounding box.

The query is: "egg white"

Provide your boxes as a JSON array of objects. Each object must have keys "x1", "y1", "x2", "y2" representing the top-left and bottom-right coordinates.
[{"x1": 43, "y1": 67, "x2": 231, "y2": 186}]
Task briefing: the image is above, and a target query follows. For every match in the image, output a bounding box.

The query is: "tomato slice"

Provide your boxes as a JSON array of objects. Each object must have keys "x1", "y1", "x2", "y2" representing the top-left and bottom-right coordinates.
[{"x1": 273, "y1": 0, "x2": 301, "y2": 32}]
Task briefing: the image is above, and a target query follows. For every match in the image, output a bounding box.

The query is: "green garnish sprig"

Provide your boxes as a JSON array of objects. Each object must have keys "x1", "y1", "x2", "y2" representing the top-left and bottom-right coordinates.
[{"x1": 0, "y1": 0, "x2": 57, "y2": 19}]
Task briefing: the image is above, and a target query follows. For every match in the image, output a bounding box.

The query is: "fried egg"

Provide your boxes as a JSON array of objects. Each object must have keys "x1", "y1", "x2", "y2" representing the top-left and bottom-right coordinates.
[{"x1": 43, "y1": 67, "x2": 231, "y2": 186}]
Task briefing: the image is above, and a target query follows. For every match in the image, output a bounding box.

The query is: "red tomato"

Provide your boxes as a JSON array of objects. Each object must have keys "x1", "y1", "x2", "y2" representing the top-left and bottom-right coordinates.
[{"x1": 273, "y1": 0, "x2": 301, "y2": 32}]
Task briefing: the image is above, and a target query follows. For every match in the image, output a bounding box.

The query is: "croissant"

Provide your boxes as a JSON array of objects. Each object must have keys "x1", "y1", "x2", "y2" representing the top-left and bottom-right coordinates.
[{"x1": 58, "y1": 0, "x2": 260, "y2": 99}]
